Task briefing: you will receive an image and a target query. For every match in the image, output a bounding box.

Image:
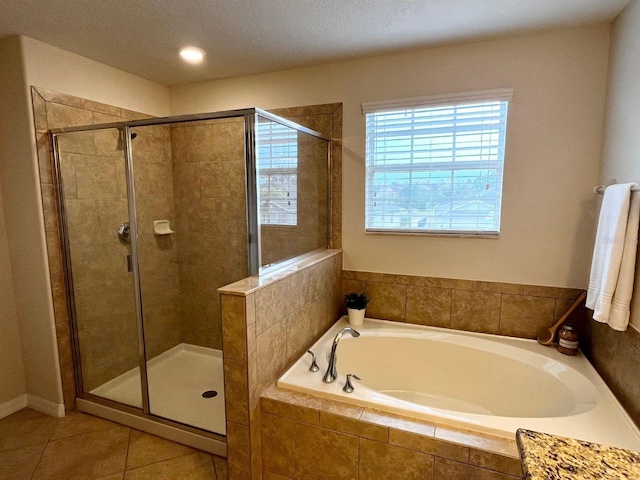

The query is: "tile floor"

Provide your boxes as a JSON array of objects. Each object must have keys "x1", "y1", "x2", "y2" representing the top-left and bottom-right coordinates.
[{"x1": 0, "y1": 408, "x2": 227, "y2": 480}]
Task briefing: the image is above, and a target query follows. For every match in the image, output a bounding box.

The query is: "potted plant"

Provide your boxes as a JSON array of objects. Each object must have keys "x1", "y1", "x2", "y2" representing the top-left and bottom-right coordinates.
[{"x1": 344, "y1": 292, "x2": 370, "y2": 326}]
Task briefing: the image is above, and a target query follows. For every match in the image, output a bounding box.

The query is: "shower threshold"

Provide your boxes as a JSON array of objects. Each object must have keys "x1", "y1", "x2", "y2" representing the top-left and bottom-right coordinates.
[{"x1": 90, "y1": 343, "x2": 226, "y2": 435}]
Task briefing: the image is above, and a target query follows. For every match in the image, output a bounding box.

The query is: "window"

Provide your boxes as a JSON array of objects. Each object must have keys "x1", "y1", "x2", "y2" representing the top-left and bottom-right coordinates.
[
  {"x1": 363, "y1": 89, "x2": 512, "y2": 235},
  {"x1": 257, "y1": 120, "x2": 298, "y2": 225}
]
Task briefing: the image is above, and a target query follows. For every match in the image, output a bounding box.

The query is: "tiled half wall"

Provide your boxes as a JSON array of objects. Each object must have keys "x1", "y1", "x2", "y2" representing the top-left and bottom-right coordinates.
[{"x1": 219, "y1": 250, "x2": 343, "y2": 480}]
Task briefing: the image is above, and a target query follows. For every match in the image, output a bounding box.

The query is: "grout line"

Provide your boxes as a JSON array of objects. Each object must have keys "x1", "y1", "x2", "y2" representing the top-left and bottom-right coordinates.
[
  {"x1": 211, "y1": 453, "x2": 219, "y2": 480},
  {"x1": 124, "y1": 427, "x2": 132, "y2": 471},
  {"x1": 124, "y1": 449, "x2": 198, "y2": 472},
  {"x1": 44, "y1": 415, "x2": 60, "y2": 445},
  {"x1": 28, "y1": 439, "x2": 51, "y2": 480},
  {"x1": 498, "y1": 293, "x2": 504, "y2": 334},
  {"x1": 356, "y1": 435, "x2": 361, "y2": 479},
  {"x1": 0, "y1": 440, "x2": 49, "y2": 456},
  {"x1": 48, "y1": 423, "x2": 122, "y2": 443}
]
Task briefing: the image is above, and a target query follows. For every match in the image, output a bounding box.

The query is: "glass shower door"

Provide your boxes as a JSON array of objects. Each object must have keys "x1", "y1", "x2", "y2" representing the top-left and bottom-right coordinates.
[
  {"x1": 131, "y1": 118, "x2": 247, "y2": 435},
  {"x1": 56, "y1": 128, "x2": 144, "y2": 409}
]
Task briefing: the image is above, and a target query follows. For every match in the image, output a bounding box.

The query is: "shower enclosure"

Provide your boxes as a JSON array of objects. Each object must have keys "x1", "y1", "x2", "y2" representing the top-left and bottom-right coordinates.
[{"x1": 51, "y1": 109, "x2": 330, "y2": 453}]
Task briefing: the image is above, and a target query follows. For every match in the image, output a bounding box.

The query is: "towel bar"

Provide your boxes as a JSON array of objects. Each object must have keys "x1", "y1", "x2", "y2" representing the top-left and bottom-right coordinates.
[{"x1": 593, "y1": 184, "x2": 640, "y2": 194}]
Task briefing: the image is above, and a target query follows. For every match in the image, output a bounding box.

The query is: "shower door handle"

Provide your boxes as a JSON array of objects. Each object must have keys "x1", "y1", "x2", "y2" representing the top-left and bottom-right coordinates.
[{"x1": 126, "y1": 254, "x2": 133, "y2": 273}]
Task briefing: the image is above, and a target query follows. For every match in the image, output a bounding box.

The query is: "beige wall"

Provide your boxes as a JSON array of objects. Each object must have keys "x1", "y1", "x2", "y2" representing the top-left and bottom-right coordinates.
[
  {"x1": 21, "y1": 36, "x2": 170, "y2": 117},
  {"x1": 0, "y1": 36, "x2": 63, "y2": 407},
  {"x1": 171, "y1": 25, "x2": 610, "y2": 289},
  {"x1": 0, "y1": 184, "x2": 27, "y2": 405}
]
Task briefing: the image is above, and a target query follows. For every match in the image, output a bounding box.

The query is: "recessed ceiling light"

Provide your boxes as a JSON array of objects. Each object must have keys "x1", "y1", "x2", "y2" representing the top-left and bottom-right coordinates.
[{"x1": 180, "y1": 47, "x2": 206, "y2": 64}]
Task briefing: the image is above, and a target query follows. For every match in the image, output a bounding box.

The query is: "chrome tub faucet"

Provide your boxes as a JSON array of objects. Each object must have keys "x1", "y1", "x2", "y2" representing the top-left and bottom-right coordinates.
[{"x1": 322, "y1": 327, "x2": 360, "y2": 383}]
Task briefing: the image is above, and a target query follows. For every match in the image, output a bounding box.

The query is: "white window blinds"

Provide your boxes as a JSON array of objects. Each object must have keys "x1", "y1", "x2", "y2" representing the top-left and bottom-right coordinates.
[
  {"x1": 257, "y1": 120, "x2": 298, "y2": 226},
  {"x1": 363, "y1": 89, "x2": 512, "y2": 235}
]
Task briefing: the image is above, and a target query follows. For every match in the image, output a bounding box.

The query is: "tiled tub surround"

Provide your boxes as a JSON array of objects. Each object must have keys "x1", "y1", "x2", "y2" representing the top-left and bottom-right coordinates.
[
  {"x1": 219, "y1": 249, "x2": 343, "y2": 480},
  {"x1": 342, "y1": 270, "x2": 586, "y2": 339},
  {"x1": 278, "y1": 318, "x2": 640, "y2": 451},
  {"x1": 260, "y1": 386, "x2": 523, "y2": 480}
]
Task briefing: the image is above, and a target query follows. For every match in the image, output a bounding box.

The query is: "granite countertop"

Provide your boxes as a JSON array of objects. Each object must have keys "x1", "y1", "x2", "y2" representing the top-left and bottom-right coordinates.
[{"x1": 516, "y1": 429, "x2": 640, "y2": 479}]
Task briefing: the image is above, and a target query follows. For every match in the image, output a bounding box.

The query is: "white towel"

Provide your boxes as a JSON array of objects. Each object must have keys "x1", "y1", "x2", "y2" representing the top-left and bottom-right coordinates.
[
  {"x1": 608, "y1": 191, "x2": 640, "y2": 330},
  {"x1": 586, "y1": 183, "x2": 639, "y2": 329}
]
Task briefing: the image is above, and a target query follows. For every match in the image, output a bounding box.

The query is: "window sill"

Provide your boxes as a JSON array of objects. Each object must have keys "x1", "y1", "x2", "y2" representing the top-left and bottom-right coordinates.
[{"x1": 365, "y1": 229, "x2": 499, "y2": 239}]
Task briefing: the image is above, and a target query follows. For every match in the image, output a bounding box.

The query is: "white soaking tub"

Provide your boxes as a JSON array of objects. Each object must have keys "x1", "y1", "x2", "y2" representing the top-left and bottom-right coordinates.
[{"x1": 277, "y1": 317, "x2": 640, "y2": 451}]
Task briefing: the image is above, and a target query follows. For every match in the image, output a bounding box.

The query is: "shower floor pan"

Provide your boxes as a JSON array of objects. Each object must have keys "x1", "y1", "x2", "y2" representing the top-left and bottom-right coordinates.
[{"x1": 90, "y1": 343, "x2": 226, "y2": 435}]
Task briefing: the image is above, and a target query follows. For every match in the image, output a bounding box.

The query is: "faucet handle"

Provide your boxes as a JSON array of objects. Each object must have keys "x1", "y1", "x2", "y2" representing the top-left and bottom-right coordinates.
[
  {"x1": 307, "y1": 350, "x2": 319, "y2": 372},
  {"x1": 343, "y1": 374, "x2": 361, "y2": 393}
]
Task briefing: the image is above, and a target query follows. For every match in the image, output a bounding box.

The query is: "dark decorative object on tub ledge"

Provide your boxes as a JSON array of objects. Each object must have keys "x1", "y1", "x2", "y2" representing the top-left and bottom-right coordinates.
[{"x1": 345, "y1": 291, "x2": 369, "y2": 326}]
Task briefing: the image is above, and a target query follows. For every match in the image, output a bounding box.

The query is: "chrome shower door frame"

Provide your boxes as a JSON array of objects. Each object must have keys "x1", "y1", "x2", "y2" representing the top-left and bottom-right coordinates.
[{"x1": 122, "y1": 125, "x2": 151, "y2": 415}]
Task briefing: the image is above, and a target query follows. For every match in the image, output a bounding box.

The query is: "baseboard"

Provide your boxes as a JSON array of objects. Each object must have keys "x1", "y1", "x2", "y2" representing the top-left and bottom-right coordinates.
[
  {"x1": 0, "y1": 394, "x2": 28, "y2": 419},
  {"x1": 0, "y1": 394, "x2": 65, "y2": 419},
  {"x1": 27, "y1": 395, "x2": 65, "y2": 418}
]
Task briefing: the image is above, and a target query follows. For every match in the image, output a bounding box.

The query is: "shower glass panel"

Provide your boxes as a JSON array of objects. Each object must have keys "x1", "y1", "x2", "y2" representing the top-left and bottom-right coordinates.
[
  {"x1": 256, "y1": 115, "x2": 329, "y2": 268},
  {"x1": 55, "y1": 128, "x2": 142, "y2": 408},
  {"x1": 130, "y1": 118, "x2": 247, "y2": 435}
]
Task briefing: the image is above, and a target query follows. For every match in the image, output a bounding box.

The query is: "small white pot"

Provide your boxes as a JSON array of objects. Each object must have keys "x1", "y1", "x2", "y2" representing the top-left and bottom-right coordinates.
[{"x1": 347, "y1": 307, "x2": 365, "y2": 326}]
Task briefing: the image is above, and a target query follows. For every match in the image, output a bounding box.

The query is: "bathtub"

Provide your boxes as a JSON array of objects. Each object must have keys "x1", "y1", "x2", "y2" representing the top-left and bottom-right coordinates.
[{"x1": 277, "y1": 317, "x2": 640, "y2": 451}]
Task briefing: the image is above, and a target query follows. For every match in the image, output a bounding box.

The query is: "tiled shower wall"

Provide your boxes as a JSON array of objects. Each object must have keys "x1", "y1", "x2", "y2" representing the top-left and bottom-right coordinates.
[
  {"x1": 131, "y1": 125, "x2": 182, "y2": 361},
  {"x1": 216, "y1": 105, "x2": 343, "y2": 479},
  {"x1": 171, "y1": 118, "x2": 248, "y2": 349}
]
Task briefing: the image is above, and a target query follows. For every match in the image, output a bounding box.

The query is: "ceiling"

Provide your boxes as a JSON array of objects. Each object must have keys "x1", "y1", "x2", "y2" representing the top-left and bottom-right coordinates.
[{"x1": 0, "y1": 0, "x2": 631, "y2": 86}]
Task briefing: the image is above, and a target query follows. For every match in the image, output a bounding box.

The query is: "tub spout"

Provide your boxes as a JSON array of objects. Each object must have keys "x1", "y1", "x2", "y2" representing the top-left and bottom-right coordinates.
[{"x1": 322, "y1": 327, "x2": 360, "y2": 383}]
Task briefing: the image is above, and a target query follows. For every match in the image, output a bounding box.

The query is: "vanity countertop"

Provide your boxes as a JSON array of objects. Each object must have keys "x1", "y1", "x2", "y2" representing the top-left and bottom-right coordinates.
[{"x1": 516, "y1": 428, "x2": 640, "y2": 479}]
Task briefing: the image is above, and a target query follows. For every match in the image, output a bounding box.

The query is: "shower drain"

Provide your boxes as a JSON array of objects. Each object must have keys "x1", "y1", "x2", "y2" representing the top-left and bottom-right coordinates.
[{"x1": 202, "y1": 390, "x2": 218, "y2": 398}]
